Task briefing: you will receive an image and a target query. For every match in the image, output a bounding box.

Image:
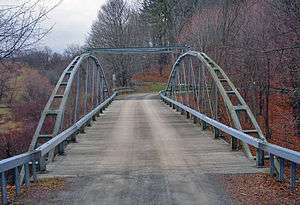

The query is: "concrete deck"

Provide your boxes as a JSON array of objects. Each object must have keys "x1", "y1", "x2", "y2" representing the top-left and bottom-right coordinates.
[{"x1": 27, "y1": 93, "x2": 264, "y2": 205}]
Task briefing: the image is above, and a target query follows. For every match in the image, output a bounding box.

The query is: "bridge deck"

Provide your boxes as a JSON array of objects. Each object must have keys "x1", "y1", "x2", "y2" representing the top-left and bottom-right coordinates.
[{"x1": 31, "y1": 93, "x2": 264, "y2": 205}]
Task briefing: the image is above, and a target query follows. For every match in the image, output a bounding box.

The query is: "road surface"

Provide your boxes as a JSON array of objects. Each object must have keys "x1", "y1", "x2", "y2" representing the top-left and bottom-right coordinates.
[{"x1": 25, "y1": 93, "x2": 264, "y2": 205}]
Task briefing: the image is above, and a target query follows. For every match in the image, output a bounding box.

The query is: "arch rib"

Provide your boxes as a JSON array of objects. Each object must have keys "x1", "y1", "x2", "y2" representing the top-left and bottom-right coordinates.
[
  {"x1": 28, "y1": 53, "x2": 110, "y2": 166},
  {"x1": 165, "y1": 51, "x2": 266, "y2": 159}
]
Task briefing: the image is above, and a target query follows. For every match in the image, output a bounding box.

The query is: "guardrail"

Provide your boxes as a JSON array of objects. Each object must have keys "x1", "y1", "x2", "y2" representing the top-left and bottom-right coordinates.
[
  {"x1": 37, "y1": 92, "x2": 116, "y2": 157},
  {"x1": 0, "y1": 151, "x2": 40, "y2": 204},
  {"x1": 160, "y1": 92, "x2": 300, "y2": 189},
  {"x1": 0, "y1": 92, "x2": 116, "y2": 204}
]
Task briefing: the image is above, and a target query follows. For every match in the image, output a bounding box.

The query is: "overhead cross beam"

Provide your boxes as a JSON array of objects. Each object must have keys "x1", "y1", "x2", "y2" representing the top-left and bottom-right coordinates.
[{"x1": 86, "y1": 46, "x2": 189, "y2": 54}]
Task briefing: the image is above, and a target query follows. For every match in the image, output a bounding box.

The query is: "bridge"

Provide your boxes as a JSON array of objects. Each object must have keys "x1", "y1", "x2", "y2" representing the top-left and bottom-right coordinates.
[{"x1": 0, "y1": 47, "x2": 299, "y2": 204}]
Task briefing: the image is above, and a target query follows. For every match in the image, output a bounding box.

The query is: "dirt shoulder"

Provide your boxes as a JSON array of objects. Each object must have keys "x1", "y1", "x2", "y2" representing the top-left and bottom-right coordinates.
[{"x1": 218, "y1": 173, "x2": 300, "y2": 205}]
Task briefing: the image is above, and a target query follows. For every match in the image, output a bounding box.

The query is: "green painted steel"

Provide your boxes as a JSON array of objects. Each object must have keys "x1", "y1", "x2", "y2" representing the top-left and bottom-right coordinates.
[
  {"x1": 165, "y1": 51, "x2": 266, "y2": 160},
  {"x1": 86, "y1": 46, "x2": 188, "y2": 54},
  {"x1": 28, "y1": 53, "x2": 110, "y2": 168}
]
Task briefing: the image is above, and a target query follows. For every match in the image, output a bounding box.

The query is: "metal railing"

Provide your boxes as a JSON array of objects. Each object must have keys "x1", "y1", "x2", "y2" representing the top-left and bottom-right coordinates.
[
  {"x1": 28, "y1": 53, "x2": 111, "y2": 170},
  {"x1": 165, "y1": 51, "x2": 267, "y2": 159},
  {"x1": 160, "y1": 92, "x2": 300, "y2": 189},
  {"x1": 0, "y1": 92, "x2": 116, "y2": 205}
]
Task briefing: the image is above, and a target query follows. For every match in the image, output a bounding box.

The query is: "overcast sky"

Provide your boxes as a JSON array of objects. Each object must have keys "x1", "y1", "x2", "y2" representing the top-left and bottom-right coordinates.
[{"x1": 39, "y1": 0, "x2": 106, "y2": 53}]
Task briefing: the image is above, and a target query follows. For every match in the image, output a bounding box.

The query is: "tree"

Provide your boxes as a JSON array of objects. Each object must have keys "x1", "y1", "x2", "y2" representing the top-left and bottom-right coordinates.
[
  {"x1": 0, "y1": 0, "x2": 61, "y2": 61},
  {"x1": 142, "y1": 0, "x2": 200, "y2": 45},
  {"x1": 0, "y1": 66, "x2": 52, "y2": 160},
  {"x1": 0, "y1": 63, "x2": 21, "y2": 103},
  {"x1": 87, "y1": 0, "x2": 134, "y2": 87},
  {"x1": 269, "y1": 0, "x2": 300, "y2": 136},
  {"x1": 141, "y1": 0, "x2": 200, "y2": 74},
  {"x1": 177, "y1": 0, "x2": 300, "y2": 150},
  {"x1": 63, "y1": 44, "x2": 84, "y2": 59}
]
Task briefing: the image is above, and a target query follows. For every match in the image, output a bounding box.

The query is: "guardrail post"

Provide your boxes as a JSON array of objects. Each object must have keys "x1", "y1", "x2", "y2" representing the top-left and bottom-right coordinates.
[
  {"x1": 202, "y1": 120, "x2": 207, "y2": 130},
  {"x1": 58, "y1": 142, "x2": 65, "y2": 155},
  {"x1": 290, "y1": 162, "x2": 297, "y2": 189},
  {"x1": 39, "y1": 156, "x2": 47, "y2": 172},
  {"x1": 231, "y1": 138, "x2": 238, "y2": 151},
  {"x1": 277, "y1": 157, "x2": 285, "y2": 182},
  {"x1": 1, "y1": 172, "x2": 8, "y2": 205},
  {"x1": 38, "y1": 149, "x2": 47, "y2": 172},
  {"x1": 269, "y1": 153, "x2": 275, "y2": 176},
  {"x1": 193, "y1": 115, "x2": 198, "y2": 124},
  {"x1": 256, "y1": 143, "x2": 264, "y2": 167},
  {"x1": 186, "y1": 112, "x2": 190, "y2": 119},
  {"x1": 70, "y1": 133, "x2": 77, "y2": 142},
  {"x1": 33, "y1": 150, "x2": 41, "y2": 180},
  {"x1": 180, "y1": 109, "x2": 184, "y2": 115},
  {"x1": 87, "y1": 120, "x2": 92, "y2": 127},
  {"x1": 80, "y1": 126, "x2": 85, "y2": 133},
  {"x1": 14, "y1": 167, "x2": 21, "y2": 196},
  {"x1": 32, "y1": 162, "x2": 37, "y2": 182},
  {"x1": 214, "y1": 128, "x2": 220, "y2": 139},
  {"x1": 24, "y1": 163, "x2": 30, "y2": 187}
]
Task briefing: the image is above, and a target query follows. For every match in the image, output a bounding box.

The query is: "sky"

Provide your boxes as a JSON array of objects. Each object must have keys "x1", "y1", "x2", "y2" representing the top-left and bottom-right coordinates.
[
  {"x1": 39, "y1": 0, "x2": 106, "y2": 53},
  {"x1": 2, "y1": 0, "x2": 140, "y2": 53}
]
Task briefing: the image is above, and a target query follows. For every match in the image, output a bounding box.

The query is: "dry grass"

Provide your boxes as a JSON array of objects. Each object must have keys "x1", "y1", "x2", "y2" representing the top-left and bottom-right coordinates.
[
  {"x1": 0, "y1": 106, "x2": 23, "y2": 134},
  {"x1": 219, "y1": 173, "x2": 300, "y2": 205},
  {"x1": 0, "y1": 178, "x2": 65, "y2": 205},
  {"x1": 0, "y1": 107, "x2": 10, "y2": 115}
]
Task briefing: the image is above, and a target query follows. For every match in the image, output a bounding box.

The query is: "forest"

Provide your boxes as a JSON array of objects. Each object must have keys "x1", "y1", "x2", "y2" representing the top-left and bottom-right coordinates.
[{"x1": 0, "y1": 0, "x2": 299, "y2": 160}]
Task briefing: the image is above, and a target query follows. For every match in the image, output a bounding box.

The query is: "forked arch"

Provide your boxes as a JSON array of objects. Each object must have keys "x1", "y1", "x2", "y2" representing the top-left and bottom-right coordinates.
[
  {"x1": 28, "y1": 53, "x2": 110, "y2": 163},
  {"x1": 164, "y1": 51, "x2": 266, "y2": 159}
]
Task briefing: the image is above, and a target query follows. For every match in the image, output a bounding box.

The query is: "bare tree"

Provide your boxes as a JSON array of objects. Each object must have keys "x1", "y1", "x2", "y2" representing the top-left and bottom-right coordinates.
[
  {"x1": 87, "y1": 0, "x2": 134, "y2": 87},
  {"x1": 63, "y1": 44, "x2": 84, "y2": 59},
  {"x1": 0, "y1": 0, "x2": 62, "y2": 61},
  {"x1": 268, "y1": 0, "x2": 300, "y2": 136}
]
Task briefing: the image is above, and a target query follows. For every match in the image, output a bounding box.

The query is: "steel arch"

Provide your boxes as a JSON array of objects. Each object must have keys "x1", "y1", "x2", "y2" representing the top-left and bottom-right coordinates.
[
  {"x1": 165, "y1": 51, "x2": 266, "y2": 159},
  {"x1": 28, "y1": 53, "x2": 110, "y2": 164}
]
